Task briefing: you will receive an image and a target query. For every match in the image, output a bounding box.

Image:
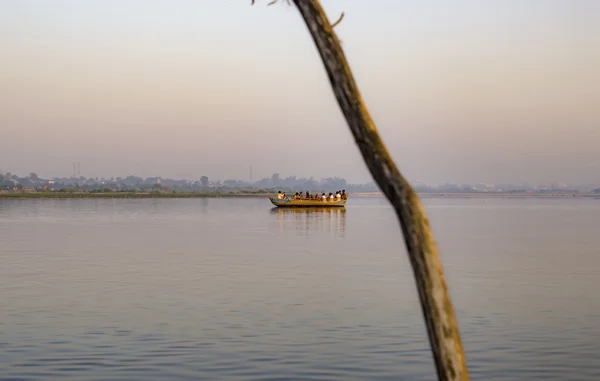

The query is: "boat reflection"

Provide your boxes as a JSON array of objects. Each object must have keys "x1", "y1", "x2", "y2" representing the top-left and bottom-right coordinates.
[{"x1": 271, "y1": 207, "x2": 346, "y2": 237}]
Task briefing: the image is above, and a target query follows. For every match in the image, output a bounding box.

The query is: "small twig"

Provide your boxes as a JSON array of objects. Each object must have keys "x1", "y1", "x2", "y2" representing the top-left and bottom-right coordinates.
[
  {"x1": 252, "y1": 0, "x2": 344, "y2": 30},
  {"x1": 331, "y1": 12, "x2": 344, "y2": 28},
  {"x1": 290, "y1": 1, "x2": 468, "y2": 380}
]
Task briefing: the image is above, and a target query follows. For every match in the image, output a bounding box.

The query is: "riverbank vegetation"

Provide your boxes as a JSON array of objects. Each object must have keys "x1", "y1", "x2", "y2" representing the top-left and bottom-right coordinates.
[{"x1": 0, "y1": 190, "x2": 274, "y2": 199}]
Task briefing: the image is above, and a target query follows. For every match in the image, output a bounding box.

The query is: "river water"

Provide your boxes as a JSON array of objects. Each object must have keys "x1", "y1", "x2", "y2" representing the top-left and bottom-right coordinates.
[{"x1": 1, "y1": 197, "x2": 599, "y2": 380}]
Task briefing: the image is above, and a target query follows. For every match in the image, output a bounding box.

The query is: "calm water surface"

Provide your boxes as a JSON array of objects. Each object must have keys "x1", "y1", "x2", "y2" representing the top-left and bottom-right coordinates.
[{"x1": 1, "y1": 197, "x2": 599, "y2": 380}]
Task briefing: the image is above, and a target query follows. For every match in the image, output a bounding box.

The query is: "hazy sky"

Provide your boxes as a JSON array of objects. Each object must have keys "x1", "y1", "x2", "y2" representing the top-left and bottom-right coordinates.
[{"x1": 1, "y1": 0, "x2": 599, "y2": 185}]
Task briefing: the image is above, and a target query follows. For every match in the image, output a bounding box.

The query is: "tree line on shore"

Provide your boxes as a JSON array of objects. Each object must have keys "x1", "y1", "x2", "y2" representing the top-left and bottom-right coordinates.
[
  {"x1": 2, "y1": 171, "x2": 599, "y2": 194},
  {"x1": 0, "y1": 172, "x2": 377, "y2": 194}
]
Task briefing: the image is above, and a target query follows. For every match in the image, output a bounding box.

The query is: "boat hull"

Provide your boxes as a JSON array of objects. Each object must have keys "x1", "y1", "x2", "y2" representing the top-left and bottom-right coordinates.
[{"x1": 268, "y1": 197, "x2": 346, "y2": 208}]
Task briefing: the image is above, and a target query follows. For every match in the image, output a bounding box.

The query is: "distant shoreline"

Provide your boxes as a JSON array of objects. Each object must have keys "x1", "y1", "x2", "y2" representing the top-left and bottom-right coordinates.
[
  {"x1": 354, "y1": 192, "x2": 600, "y2": 199},
  {"x1": 1, "y1": 191, "x2": 598, "y2": 199},
  {"x1": 0, "y1": 192, "x2": 272, "y2": 199}
]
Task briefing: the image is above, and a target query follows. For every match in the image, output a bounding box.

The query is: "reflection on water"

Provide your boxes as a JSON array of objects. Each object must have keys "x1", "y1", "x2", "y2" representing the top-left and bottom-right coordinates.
[
  {"x1": 200, "y1": 197, "x2": 209, "y2": 214},
  {"x1": 271, "y1": 207, "x2": 346, "y2": 237},
  {"x1": 2, "y1": 197, "x2": 600, "y2": 381}
]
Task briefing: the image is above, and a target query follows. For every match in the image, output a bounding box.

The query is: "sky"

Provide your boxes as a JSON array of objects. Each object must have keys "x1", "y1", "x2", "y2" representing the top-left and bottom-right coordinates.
[{"x1": 1, "y1": 0, "x2": 599, "y2": 185}]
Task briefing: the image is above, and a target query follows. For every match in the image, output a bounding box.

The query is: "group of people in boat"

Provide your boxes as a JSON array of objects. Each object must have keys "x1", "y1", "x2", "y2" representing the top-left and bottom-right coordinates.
[{"x1": 276, "y1": 190, "x2": 347, "y2": 201}]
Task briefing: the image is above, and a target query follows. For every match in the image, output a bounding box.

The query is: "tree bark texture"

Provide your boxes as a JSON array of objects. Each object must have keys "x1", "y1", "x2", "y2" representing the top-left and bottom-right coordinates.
[{"x1": 291, "y1": 1, "x2": 469, "y2": 380}]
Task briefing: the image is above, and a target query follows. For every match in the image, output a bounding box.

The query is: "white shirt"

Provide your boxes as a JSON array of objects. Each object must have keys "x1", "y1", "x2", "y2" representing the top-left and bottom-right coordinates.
[{"x1": 277, "y1": 193, "x2": 283, "y2": 199}]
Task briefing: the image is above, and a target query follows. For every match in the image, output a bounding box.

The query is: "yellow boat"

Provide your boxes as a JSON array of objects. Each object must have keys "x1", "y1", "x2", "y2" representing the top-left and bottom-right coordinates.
[
  {"x1": 270, "y1": 206, "x2": 347, "y2": 214},
  {"x1": 268, "y1": 197, "x2": 346, "y2": 208}
]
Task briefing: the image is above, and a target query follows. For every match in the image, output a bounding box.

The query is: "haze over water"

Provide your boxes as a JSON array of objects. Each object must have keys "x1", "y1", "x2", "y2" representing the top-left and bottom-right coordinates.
[
  {"x1": 1, "y1": 0, "x2": 599, "y2": 184},
  {"x1": 2, "y1": 197, "x2": 600, "y2": 380}
]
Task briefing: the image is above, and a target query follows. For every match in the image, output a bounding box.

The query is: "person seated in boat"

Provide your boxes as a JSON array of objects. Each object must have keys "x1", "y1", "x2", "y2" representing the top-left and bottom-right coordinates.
[
  {"x1": 335, "y1": 191, "x2": 341, "y2": 201},
  {"x1": 305, "y1": 191, "x2": 310, "y2": 199},
  {"x1": 341, "y1": 190, "x2": 347, "y2": 200},
  {"x1": 329, "y1": 192, "x2": 335, "y2": 201},
  {"x1": 277, "y1": 191, "x2": 284, "y2": 200},
  {"x1": 321, "y1": 193, "x2": 327, "y2": 201}
]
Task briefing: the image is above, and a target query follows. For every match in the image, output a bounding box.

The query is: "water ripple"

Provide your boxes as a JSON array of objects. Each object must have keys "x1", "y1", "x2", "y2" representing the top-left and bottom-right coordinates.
[{"x1": 1, "y1": 197, "x2": 600, "y2": 380}]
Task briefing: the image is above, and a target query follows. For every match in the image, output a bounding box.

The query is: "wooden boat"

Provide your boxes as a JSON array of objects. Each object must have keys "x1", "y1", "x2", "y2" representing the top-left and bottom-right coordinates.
[
  {"x1": 268, "y1": 197, "x2": 346, "y2": 208},
  {"x1": 270, "y1": 206, "x2": 347, "y2": 214}
]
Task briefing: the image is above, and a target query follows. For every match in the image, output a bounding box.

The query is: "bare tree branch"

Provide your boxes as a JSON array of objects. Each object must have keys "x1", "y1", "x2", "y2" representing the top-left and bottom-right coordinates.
[
  {"x1": 330, "y1": 11, "x2": 344, "y2": 28},
  {"x1": 290, "y1": 1, "x2": 469, "y2": 380}
]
